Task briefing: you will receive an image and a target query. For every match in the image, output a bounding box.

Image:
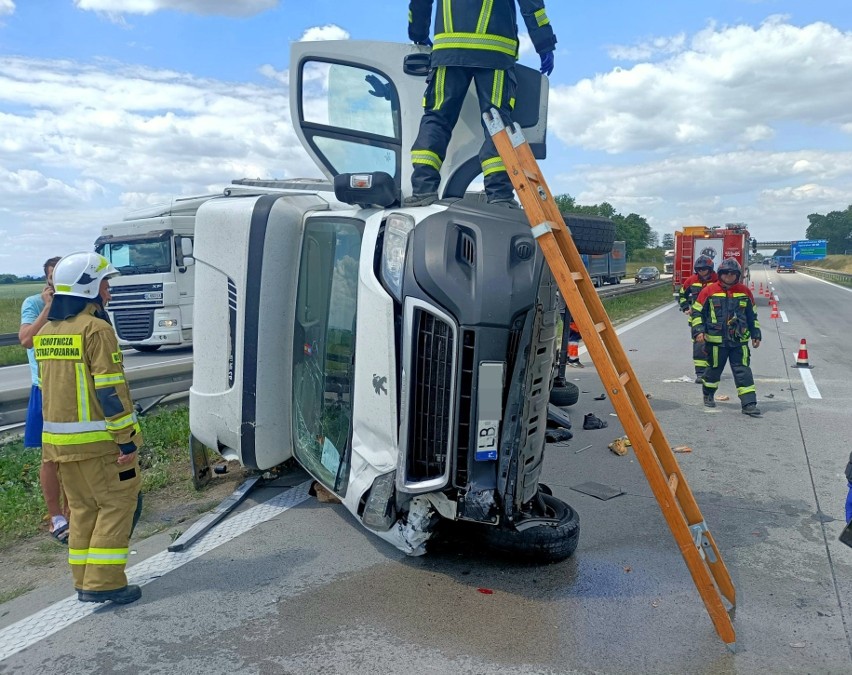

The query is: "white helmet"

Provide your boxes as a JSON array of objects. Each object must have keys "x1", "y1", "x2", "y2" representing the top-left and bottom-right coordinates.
[{"x1": 53, "y1": 252, "x2": 119, "y2": 298}]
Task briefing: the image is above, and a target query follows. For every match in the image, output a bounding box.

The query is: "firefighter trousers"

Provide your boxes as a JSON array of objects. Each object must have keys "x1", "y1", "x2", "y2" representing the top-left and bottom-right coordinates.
[
  {"x1": 689, "y1": 322, "x2": 709, "y2": 375},
  {"x1": 59, "y1": 454, "x2": 141, "y2": 592},
  {"x1": 411, "y1": 65, "x2": 517, "y2": 202},
  {"x1": 701, "y1": 342, "x2": 757, "y2": 407}
]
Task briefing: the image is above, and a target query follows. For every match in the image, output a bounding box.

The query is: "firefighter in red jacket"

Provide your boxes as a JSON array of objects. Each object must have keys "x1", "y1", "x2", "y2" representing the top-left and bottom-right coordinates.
[
  {"x1": 35, "y1": 252, "x2": 144, "y2": 604},
  {"x1": 405, "y1": 0, "x2": 557, "y2": 207},
  {"x1": 690, "y1": 258, "x2": 762, "y2": 417},
  {"x1": 677, "y1": 255, "x2": 717, "y2": 383}
]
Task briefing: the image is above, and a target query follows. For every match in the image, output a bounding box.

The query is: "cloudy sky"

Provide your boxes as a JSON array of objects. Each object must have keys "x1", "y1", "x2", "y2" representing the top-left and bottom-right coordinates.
[{"x1": 1, "y1": 0, "x2": 851, "y2": 275}]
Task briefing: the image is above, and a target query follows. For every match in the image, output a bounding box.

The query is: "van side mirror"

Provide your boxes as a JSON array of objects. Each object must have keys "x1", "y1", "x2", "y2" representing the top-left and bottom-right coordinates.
[{"x1": 180, "y1": 237, "x2": 194, "y2": 257}]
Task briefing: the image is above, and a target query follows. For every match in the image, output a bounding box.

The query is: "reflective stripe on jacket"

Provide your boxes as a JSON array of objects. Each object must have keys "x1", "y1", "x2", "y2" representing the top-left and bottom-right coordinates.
[
  {"x1": 409, "y1": 0, "x2": 557, "y2": 69},
  {"x1": 690, "y1": 282, "x2": 761, "y2": 345},
  {"x1": 35, "y1": 304, "x2": 142, "y2": 462},
  {"x1": 678, "y1": 272, "x2": 718, "y2": 310}
]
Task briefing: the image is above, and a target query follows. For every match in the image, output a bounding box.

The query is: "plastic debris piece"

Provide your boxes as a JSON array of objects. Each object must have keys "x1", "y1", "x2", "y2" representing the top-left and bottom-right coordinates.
[
  {"x1": 312, "y1": 482, "x2": 341, "y2": 504},
  {"x1": 593, "y1": 394, "x2": 606, "y2": 401},
  {"x1": 765, "y1": 393, "x2": 775, "y2": 398},
  {"x1": 717, "y1": 394, "x2": 730, "y2": 401},
  {"x1": 623, "y1": 566, "x2": 632, "y2": 573},
  {"x1": 789, "y1": 643, "x2": 805, "y2": 649},
  {"x1": 608, "y1": 437, "x2": 629, "y2": 456},
  {"x1": 477, "y1": 588, "x2": 494, "y2": 595},
  {"x1": 574, "y1": 444, "x2": 594, "y2": 454},
  {"x1": 663, "y1": 375, "x2": 695, "y2": 383},
  {"x1": 673, "y1": 445, "x2": 692, "y2": 453}
]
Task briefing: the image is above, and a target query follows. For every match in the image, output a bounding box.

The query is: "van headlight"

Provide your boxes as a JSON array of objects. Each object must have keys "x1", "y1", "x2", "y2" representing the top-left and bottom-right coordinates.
[{"x1": 381, "y1": 213, "x2": 415, "y2": 302}]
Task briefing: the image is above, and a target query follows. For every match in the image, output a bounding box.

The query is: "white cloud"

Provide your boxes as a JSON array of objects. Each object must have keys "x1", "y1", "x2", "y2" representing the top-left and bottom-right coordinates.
[
  {"x1": 299, "y1": 25, "x2": 350, "y2": 42},
  {"x1": 555, "y1": 149, "x2": 852, "y2": 241},
  {"x1": 0, "y1": 56, "x2": 318, "y2": 275},
  {"x1": 607, "y1": 33, "x2": 687, "y2": 61},
  {"x1": 0, "y1": 0, "x2": 14, "y2": 17},
  {"x1": 74, "y1": 0, "x2": 278, "y2": 16},
  {"x1": 549, "y1": 18, "x2": 852, "y2": 154}
]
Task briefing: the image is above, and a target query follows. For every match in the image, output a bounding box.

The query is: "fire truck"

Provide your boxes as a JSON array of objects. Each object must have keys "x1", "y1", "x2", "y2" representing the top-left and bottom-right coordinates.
[{"x1": 672, "y1": 224, "x2": 752, "y2": 291}]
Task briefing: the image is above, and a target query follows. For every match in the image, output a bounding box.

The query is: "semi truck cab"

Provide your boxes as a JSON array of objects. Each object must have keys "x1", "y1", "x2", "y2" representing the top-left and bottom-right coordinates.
[{"x1": 95, "y1": 195, "x2": 213, "y2": 351}]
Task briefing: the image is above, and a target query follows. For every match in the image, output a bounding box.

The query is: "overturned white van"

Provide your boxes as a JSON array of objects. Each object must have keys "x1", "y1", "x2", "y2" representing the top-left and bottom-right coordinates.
[{"x1": 189, "y1": 41, "x2": 613, "y2": 561}]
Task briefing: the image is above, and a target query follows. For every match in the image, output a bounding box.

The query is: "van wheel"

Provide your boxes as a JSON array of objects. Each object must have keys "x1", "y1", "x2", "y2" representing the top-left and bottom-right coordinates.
[
  {"x1": 482, "y1": 493, "x2": 579, "y2": 564},
  {"x1": 550, "y1": 381, "x2": 579, "y2": 407},
  {"x1": 131, "y1": 345, "x2": 161, "y2": 352},
  {"x1": 562, "y1": 214, "x2": 616, "y2": 255}
]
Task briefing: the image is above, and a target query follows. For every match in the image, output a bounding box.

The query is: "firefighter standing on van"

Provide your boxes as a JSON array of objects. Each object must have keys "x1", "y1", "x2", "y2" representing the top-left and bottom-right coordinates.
[
  {"x1": 691, "y1": 258, "x2": 762, "y2": 417},
  {"x1": 404, "y1": 0, "x2": 557, "y2": 207},
  {"x1": 677, "y1": 255, "x2": 718, "y2": 383},
  {"x1": 35, "y1": 252, "x2": 144, "y2": 604}
]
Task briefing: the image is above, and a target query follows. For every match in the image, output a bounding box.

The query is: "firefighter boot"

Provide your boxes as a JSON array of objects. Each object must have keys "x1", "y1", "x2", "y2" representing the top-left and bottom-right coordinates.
[
  {"x1": 741, "y1": 403, "x2": 762, "y2": 417},
  {"x1": 703, "y1": 394, "x2": 716, "y2": 408},
  {"x1": 78, "y1": 584, "x2": 141, "y2": 605},
  {"x1": 403, "y1": 192, "x2": 438, "y2": 207}
]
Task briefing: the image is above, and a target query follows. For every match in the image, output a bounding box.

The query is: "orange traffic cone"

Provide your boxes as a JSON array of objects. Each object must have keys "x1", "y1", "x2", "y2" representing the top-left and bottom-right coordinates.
[
  {"x1": 750, "y1": 280, "x2": 755, "y2": 290},
  {"x1": 792, "y1": 338, "x2": 813, "y2": 368},
  {"x1": 770, "y1": 304, "x2": 780, "y2": 319}
]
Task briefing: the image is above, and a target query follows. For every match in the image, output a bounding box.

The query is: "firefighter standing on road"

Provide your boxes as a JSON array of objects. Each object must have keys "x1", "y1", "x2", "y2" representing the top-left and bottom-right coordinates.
[
  {"x1": 404, "y1": 0, "x2": 557, "y2": 208},
  {"x1": 678, "y1": 255, "x2": 718, "y2": 383},
  {"x1": 691, "y1": 258, "x2": 762, "y2": 417},
  {"x1": 35, "y1": 252, "x2": 144, "y2": 605}
]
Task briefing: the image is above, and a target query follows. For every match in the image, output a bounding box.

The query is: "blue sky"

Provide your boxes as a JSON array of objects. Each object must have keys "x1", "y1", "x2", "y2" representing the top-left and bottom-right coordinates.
[{"x1": 2, "y1": 0, "x2": 852, "y2": 274}]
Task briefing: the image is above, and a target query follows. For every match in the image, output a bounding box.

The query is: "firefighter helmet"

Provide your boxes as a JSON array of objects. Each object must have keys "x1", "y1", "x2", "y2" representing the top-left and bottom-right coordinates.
[
  {"x1": 52, "y1": 252, "x2": 119, "y2": 299},
  {"x1": 716, "y1": 257, "x2": 742, "y2": 282},
  {"x1": 694, "y1": 255, "x2": 714, "y2": 273}
]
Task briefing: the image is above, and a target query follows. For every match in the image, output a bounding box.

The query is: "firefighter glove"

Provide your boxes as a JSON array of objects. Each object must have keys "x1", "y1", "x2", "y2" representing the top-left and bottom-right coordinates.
[
  {"x1": 540, "y1": 51, "x2": 554, "y2": 76},
  {"x1": 119, "y1": 441, "x2": 137, "y2": 456}
]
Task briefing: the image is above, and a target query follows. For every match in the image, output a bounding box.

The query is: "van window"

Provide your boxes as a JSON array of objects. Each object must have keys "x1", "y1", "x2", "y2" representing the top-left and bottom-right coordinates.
[
  {"x1": 300, "y1": 59, "x2": 400, "y2": 180},
  {"x1": 292, "y1": 217, "x2": 363, "y2": 494}
]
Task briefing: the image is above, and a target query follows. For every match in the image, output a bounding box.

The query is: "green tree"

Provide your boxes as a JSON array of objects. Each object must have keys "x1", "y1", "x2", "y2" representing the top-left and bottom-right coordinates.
[
  {"x1": 554, "y1": 194, "x2": 654, "y2": 256},
  {"x1": 806, "y1": 206, "x2": 852, "y2": 254},
  {"x1": 661, "y1": 233, "x2": 674, "y2": 249}
]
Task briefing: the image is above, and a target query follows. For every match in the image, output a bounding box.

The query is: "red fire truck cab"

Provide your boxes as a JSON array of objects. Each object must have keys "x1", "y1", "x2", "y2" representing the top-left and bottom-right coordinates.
[{"x1": 672, "y1": 225, "x2": 751, "y2": 291}]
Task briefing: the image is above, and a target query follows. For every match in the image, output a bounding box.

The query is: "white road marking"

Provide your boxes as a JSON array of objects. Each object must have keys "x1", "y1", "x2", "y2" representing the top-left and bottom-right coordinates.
[
  {"x1": 806, "y1": 274, "x2": 852, "y2": 293},
  {"x1": 796, "y1": 367, "x2": 822, "y2": 399},
  {"x1": 0, "y1": 481, "x2": 312, "y2": 663},
  {"x1": 780, "y1": 311, "x2": 789, "y2": 323}
]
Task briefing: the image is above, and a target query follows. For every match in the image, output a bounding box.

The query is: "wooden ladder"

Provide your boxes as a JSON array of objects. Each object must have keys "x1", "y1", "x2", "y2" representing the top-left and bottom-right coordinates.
[{"x1": 485, "y1": 109, "x2": 737, "y2": 649}]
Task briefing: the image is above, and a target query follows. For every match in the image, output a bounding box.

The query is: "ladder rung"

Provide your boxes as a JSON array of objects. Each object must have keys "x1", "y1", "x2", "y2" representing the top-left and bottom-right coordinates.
[
  {"x1": 619, "y1": 371, "x2": 630, "y2": 386},
  {"x1": 643, "y1": 422, "x2": 654, "y2": 440},
  {"x1": 523, "y1": 169, "x2": 540, "y2": 181},
  {"x1": 594, "y1": 321, "x2": 606, "y2": 334},
  {"x1": 571, "y1": 272, "x2": 583, "y2": 281},
  {"x1": 668, "y1": 473, "x2": 679, "y2": 495}
]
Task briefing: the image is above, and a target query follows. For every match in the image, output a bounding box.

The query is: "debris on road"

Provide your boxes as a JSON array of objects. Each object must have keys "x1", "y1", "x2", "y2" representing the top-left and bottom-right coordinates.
[
  {"x1": 673, "y1": 445, "x2": 693, "y2": 453},
  {"x1": 608, "y1": 436, "x2": 630, "y2": 456}
]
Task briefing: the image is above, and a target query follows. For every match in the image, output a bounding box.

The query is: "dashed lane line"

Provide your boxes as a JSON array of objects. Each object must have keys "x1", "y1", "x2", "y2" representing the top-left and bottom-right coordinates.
[{"x1": 796, "y1": 366, "x2": 822, "y2": 399}]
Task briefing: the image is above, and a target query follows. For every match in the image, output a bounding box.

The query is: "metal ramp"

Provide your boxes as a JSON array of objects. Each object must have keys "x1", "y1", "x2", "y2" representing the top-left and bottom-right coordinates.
[{"x1": 485, "y1": 110, "x2": 737, "y2": 648}]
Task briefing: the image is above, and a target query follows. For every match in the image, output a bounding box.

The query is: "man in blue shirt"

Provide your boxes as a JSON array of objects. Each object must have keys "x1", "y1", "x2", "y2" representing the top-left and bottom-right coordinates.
[{"x1": 18, "y1": 256, "x2": 67, "y2": 542}]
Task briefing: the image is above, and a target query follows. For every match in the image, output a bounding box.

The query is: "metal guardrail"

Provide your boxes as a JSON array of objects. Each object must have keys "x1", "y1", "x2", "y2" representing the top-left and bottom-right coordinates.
[
  {"x1": 0, "y1": 333, "x2": 19, "y2": 348},
  {"x1": 796, "y1": 265, "x2": 852, "y2": 284},
  {"x1": 0, "y1": 360, "x2": 193, "y2": 427}
]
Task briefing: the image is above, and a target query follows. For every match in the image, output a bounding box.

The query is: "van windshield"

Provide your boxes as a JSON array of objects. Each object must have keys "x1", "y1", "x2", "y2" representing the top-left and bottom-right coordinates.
[{"x1": 97, "y1": 239, "x2": 172, "y2": 275}]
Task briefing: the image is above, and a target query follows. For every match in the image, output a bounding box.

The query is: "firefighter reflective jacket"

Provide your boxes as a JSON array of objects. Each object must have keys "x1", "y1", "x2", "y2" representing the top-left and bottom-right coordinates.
[
  {"x1": 690, "y1": 282, "x2": 761, "y2": 345},
  {"x1": 408, "y1": 0, "x2": 557, "y2": 70},
  {"x1": 678, "y1": 272, "x2": 718, "y2": 311},
  {"x1": 35, "y1": 304, "x2": 142, "y2": 463}
]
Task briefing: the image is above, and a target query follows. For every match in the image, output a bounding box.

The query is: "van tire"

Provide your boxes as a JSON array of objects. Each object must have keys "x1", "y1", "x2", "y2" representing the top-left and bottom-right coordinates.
[
  {"x1": 562, "y1": 214, "x2": 616, "y2": 255},
  {"x1": 131, "y1": 345, "x2": 161, "y2": 352},
  {"x1": 482, "y1": 493, "x2": 580, "y2": 563},
  {"x1": 550, "y1": 381, "x2": 580, "y2": 407}
]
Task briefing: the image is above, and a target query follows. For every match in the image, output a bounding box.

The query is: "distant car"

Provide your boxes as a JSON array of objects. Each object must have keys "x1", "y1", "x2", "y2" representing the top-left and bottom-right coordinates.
[{"x1": 634, "y1": 266, "x2": 661, "y2": 283}]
